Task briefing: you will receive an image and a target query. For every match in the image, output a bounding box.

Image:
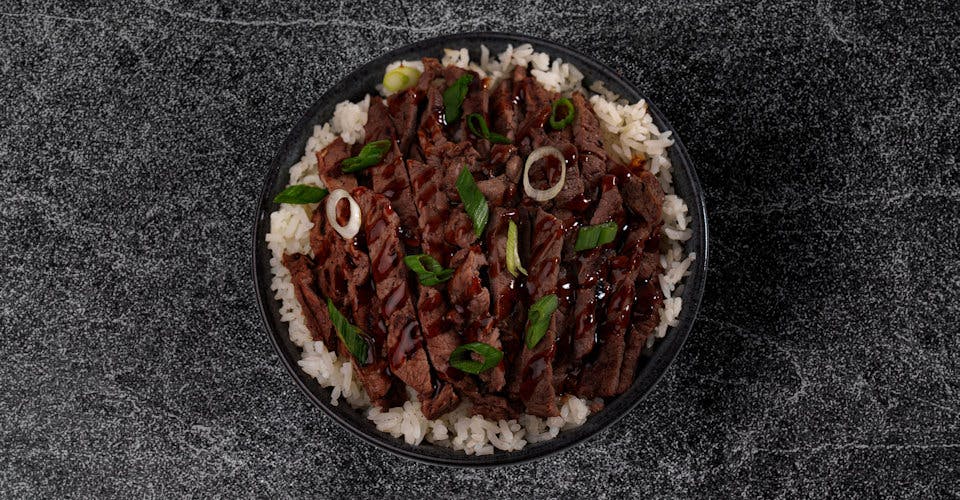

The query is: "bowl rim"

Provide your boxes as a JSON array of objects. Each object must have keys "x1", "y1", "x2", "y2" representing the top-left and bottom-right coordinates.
[{"x1": 252, "y1": 31, "x2": 709, "y2": 468}]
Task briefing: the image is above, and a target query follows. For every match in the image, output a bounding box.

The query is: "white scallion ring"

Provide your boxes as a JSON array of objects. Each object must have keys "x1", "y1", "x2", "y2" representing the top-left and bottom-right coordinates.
[
  {"x1": 523, "y1": 146, "x2": 566, "y2": 202},
  {"x1": 325, "y1": 189, "x2": 362, "y2": 239}
]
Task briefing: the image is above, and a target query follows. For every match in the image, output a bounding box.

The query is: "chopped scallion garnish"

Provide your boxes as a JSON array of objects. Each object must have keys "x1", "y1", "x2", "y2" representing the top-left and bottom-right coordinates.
[
  {"x1": 505, "y1": 220, "x2": 527, "y2": 277},
  {"x1": 574, "y1": 221, "x2": 619, "y2": 252},
  {"x1": 455, "y1": 166, "x2": 489, "y2": 237},
  {"x1": 466, "y1": 113, "x2": 511, "y2": 144},
  {"x1": 443, "y1": 74, "x2": 473, "y2": 124},
  {"x1": 383, "y1": 65, "x2": 421, "y2": 93},
  {"x1": 273, "y1": 184, "x2": 329, "y2": 204},
  {"x1": 549, "y1": 97, "x2": 575, "y2": 130},
  {"x1": 326, "y1": 298, "x2": 369, "y2": 364},
  {"x1": 524, "y1": 294, "x2": 558, "y2": 350},
  {"x1": 449, "y1": 342, "x2": 504, "y2": 374},
  {"x1": 341, "y1": 139, "x2": 392, "y2": 173},
  {"x1": 403, "y1": 254, "x2": 454, "y2": 286}
]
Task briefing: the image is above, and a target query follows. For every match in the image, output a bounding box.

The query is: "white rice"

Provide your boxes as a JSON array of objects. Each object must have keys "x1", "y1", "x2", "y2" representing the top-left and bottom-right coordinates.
[{"x1": 267, "y1": 44, "x2": 696, "y2": 453}]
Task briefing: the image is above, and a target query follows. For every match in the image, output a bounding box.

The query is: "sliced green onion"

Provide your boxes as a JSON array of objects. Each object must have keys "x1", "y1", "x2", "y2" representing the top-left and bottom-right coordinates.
[
  {"x1": 466, "y1": 113, "x2": 511, "y2": 144},
  {"x1": 341, "y1": 139, "x2": 392, "y2": 173},
  {"x1": 383, "y1": 65, "x2": 421, "y2": 93},
  {"x1": 449, "y1": 342, "x2": 504, "y2": 374},
  {"x1": 455, "y1": 166, "x2": 489, "y2": 237},
  {"x1": 326, "y1": 298, "x2": 369, "y2": 364},
  {"x1": 525, "y1": 294, "x2": 558, "y2": 350},
  {"x1": 403, "y1": 254, "x2": 454, "y2": 286},
  {"x1": 273, "y1": 184, "x2": 328, "y2": 204},
  {"x1": 443, "y1": 74, "x2": 473, "y2": 124},
  {"x1": 549, "y1": 97, "x2": 575, "y2": 130},
  {"x1": 574, "y1": 221, "x2": 619, "y2": 252},
  {"x1": 505, "y1": 220, "x2": 527, "y2": 277}
]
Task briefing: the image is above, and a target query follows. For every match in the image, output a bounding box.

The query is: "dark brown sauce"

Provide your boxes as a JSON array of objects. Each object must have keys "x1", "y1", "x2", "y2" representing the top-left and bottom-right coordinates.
[
  {"x1": 632, "y1": 277, "x2": 662, "y2": 322},
  {"x1": 389, "y1": 319, "x2": 422, "y2": 370},
  {"x1": 367, "y1": 217, "x2": 388, "y2": 244},
  {"x1": 374, "y1": 246, "x2": 398, "y2": 282},
  {"x1": 417, "y1": 291, "x2": 448, "y2": 339},
  {"x1": 382, "y1": 284, "x2": 408, "y2": 317},
  {"x1": 526, "y1": 215, "x2": 562, "y2": 298},
  {"x1": 515, "y1": 106, "x2": 550, "y2": 143}
]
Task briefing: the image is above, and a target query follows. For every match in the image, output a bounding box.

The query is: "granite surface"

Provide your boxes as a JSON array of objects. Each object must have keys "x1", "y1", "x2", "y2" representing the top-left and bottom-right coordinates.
[{"x1": 2, "y1": 0, "x2": 959, "y2": 497}]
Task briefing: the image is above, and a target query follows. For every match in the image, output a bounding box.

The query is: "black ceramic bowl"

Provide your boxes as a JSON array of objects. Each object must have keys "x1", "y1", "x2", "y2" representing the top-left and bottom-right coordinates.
[{"x1": 253, "y1": 32, "x2": 708, "y2": 467}]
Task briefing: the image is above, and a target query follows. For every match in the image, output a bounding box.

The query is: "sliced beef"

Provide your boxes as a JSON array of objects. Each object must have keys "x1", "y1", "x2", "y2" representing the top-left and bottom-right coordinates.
[
  {"x1": 511, "y1": 208, "x2": 564, "y2": 417},
  {"x1": 476, "y1": 176, "x2": 513, "y2": 207},
  {"x1": 489, "y1": 73, "x2": 518, "y2": 141},
  {"x1": 282, "y1": 253, "x2": 335, "y2": 349},
  {"x1": 485, "y1": 208, "x2": 521, "y2": 389},
  {"x1": 571, "y1": 92, "x2": 608, "y2": 192},
  {"x1": 551, "y1": 141, "x2": 585, "y2": 208},
  {"x1": 471, "y1": 394, "x2": 517, "y2": 421},
  {"x1": 475, "y1": 146, "x2": 521, "y2": 208},
  {"x1": 621, "y1": 169, "x2": 664, "y2": 227},
  {"x1": 386, "y1": 89, "x2": 420, "y2": 157},
  {"x1": 444, "y1": 66, "x2": 488, "y2": 148},
  {"x1": 308, "y1": 210, "x2": 368, "y2": 306},
  {"x1": 315, "y1": 137, "x2": 357, "y2": 192},
  {"x1": 415, "y1": 287, "x2": 460, "y2": 375},
  {"x1": 572, "y1": 177, "x2": 625, "y2": 360},
  {"x1": 416, "y1": 57, "x2": 443, "y2": 95},
  {"x1": 575, "y1": 253, "x2": 640, "y2": 398},
  {"x1": 421, "y1": 383, "x2": 460, "y2": 420},
  {"x1": 447, "y1": 247, "x2": 505, "y2": 392},
  {"x1": 352, "y1": 187, "x2": 435, "y2": 399},
  {"x1": 406, "y1": 158, "x2": 473, "y2": 259},
  {"x1": 364, "y1": 97, "x2": 420, "y2": 244},
  {"x1": 304, "y1": 211, "x2": 396, "y2": 407},
  {"x1": 448, "y1": 246, "x2": 491, "y2": 322},
  {"x1": 616, "y1": 263, "x2": 663, "y2": 394}
]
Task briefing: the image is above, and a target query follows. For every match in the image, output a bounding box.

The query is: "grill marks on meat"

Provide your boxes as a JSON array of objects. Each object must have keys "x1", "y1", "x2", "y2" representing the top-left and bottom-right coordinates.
[
  {"x1": 364, "y1": 97, "x2": 420, "y2": 246},
  {"x1": 293, "y1": 214, "x2": 395, "y2": 408},
  {"x1": 571, "y1": 92, "x2": 608, "y2": 192},
  {"x1": 316, "y1": 137, "x2": 358, "y2": 193},
  {"x1": 282, "y1": 253, "x2": 335, "y2": 348},
  {"x1": 283, "y1": 61, "x2": 672, "y2": 420},
  {"x1": 485, "y1": 208, "x2": 523, "y2": 382},
  {"x1": 511, "y1": 208, "x2": 564, "y2": 417},
  {"x1": 572, "y1": 176, "x2": 625, "y2": 360},
  {"x1": 386, "y1": 90, "x2": 420, "y2": 158},
  {"x1": 351, "y1": 187, "x2": 450, "y2": 415}
]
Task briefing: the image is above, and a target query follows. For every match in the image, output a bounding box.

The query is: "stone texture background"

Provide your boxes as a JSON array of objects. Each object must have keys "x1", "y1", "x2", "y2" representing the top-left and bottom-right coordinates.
[{"x1": 2, "y1": 0, "x2": 958, "y2": 497}]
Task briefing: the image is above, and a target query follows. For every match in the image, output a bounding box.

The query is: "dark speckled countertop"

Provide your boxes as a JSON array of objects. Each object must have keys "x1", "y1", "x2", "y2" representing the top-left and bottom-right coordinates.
[{"x1": 2, "y1": 1, "x2": 958, "y2": 497}]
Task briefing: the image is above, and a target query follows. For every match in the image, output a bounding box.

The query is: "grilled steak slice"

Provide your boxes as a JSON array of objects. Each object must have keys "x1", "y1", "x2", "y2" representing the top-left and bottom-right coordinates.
[
  {"x1": 572, "y1": 176, "x2": 625, "y2": 359},
  {"x1": 295, "y1": 219, "x2": 394, "y2": 407},
  {"x1": 576, "y1": 252, "x2": 639, "y2": 398},
  {"x1": 386, "y1": 89, "x2": 420, "y2": 157},
  {"x1": 352, "y1": 187, "x2": 435, "y2": 399},
  {"x1": 406, "y1": 158, "x2": 473, "y2": 259},
  {"x1": 489, "y1": 73, "x2": 519, "y2": 141},
  {"x1": 448, "y1": 246, "x2": 491, "y2": 322},
  {"x1": 616, "y1": 259, "x2": 663, "y2": 394},
  {"x1": 316, "y1": 137, "x2": 357, "y2": 192},
  {"x1": 365, "y1": 96, "x2": 420, "y2": 244},
  {"x1": 621, "y1": 169, "x2": 664, "y2": 227},
  {"x1": 485, "y1": 208, "x2": 524, "y2": 387},
  {"x1": 282, "y1": 253, "x2": 335, "y2": 348},
  {"x1": 571, "y1": 92, "x2": 607, "y2": 192},
  {"x1": 415, "y1": 287, "x2": 459, "y2": 375},
  {"x1": 512, "y1": 208, "x2": 564, "y2": 417},
  {"x1": 421, "y1": 383, "x2": 460, "y2": 420}
]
